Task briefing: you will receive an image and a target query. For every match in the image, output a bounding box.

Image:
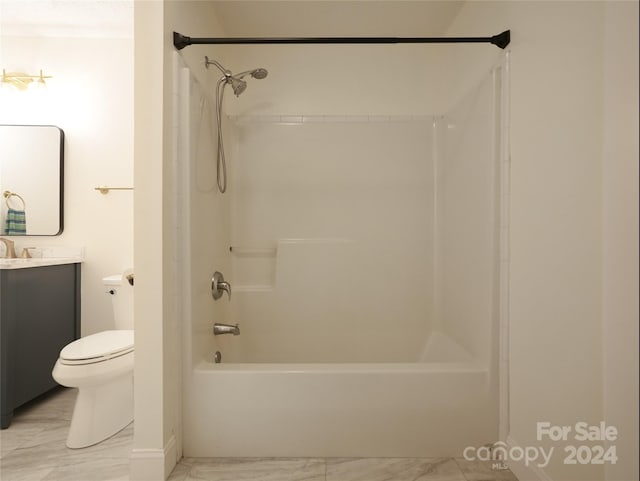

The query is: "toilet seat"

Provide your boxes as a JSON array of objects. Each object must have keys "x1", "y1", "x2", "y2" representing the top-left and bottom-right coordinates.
[{"x1": 59, "y1": 330, "x2": 134, "y2": 365}]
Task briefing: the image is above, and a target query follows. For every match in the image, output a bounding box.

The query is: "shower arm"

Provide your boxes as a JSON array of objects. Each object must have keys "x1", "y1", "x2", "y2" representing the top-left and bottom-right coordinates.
[
  {"x1": 233, "y1": 69, "x2": 255, "y2": 80},
  {"x1": 205, "y1": 57, "x2": 257, "y2": 85},
  {"x1": 205, "y1": 57, "x2": 232, "y2": 77}
]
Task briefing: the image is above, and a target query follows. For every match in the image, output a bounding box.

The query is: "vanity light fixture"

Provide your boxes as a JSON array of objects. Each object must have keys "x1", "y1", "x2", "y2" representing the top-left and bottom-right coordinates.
[{"x1": 1, "y1": 69, "x2": 51, "y2": 91}]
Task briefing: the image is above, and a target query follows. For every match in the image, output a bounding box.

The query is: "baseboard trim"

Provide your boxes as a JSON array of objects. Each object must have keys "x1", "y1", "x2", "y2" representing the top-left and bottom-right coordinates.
[
  {"x1": 130, "y1": 435, "x2": 177, "y2": 481},
  {"x1": 505, "y1": 435, "x2": 552, "y2": 481}
]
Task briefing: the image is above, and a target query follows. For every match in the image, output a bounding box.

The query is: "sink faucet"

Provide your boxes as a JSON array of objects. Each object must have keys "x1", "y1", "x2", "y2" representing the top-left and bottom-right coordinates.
[
  {"x1": 213, "y1": 323, "x2": 240, "y2": 336},
  {"x1": 0, "y1": 238, "x2": 17, "y2": 258}
]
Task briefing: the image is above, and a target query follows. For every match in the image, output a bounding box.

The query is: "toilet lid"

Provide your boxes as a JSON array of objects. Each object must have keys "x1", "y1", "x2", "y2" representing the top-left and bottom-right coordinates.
[{"x1": 60, "y1": 330, "x2": 134, "y2": 364}]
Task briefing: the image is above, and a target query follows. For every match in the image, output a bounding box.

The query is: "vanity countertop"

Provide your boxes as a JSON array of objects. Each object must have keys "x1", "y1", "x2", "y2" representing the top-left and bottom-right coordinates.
[{"x1": 0, "y1": 256, "x2": 83, "y2": 270}]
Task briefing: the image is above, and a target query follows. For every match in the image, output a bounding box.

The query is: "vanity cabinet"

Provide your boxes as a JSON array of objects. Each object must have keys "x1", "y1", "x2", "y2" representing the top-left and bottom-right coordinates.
[{"x1": 0, "y1": 263, "x2": 80, "y2": 428}]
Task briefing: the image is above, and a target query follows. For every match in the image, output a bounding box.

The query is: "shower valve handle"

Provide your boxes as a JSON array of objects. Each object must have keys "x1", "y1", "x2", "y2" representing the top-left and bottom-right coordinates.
[{"x1": 212, "y1": 271, "x2": 231, "y2": 301}]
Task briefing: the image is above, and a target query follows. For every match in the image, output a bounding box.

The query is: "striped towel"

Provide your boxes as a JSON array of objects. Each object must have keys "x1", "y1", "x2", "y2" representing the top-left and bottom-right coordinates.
[{"x1": 5, "y1": 208, "x2": 26, "y2": 235}]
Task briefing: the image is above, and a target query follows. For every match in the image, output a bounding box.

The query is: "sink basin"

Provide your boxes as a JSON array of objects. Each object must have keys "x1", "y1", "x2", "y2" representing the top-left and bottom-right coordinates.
[{"x1": 0, "y1": 257, "x2": 83, "y2": 269}]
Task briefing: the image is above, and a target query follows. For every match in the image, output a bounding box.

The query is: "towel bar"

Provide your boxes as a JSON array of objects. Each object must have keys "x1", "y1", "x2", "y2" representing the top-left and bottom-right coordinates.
[{"x1": 94, "y1": 186, "x2": 134, "y2": 195}]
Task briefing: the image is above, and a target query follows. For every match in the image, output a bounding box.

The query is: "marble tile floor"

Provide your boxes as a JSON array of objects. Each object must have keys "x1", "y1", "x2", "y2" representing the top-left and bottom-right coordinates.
[
  {"x1": 168, "y1": 458, "x2": 520, "y2": 481},
  {"x1": 1, "y1": 387, "x2": 519, "y2": 481},
  {"x1": 0, "y1": 387, "x2": 132, "y2": 481}
]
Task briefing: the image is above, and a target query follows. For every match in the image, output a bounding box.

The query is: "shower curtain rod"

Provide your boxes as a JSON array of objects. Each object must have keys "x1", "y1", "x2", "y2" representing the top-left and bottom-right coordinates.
[{"x1": 173, "y1": 30, "x2": 510, "y2": 50}]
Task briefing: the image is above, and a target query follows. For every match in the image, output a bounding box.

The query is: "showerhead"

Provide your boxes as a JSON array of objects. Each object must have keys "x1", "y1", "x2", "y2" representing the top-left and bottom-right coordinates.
[
  {"x1": 230, "y1": 77, "x2": 247, "y2": 96},
  {"x1": 228, "y1": 68, "x2": 267, "y2": 96},
  {"x1": 251, "y1": 68, "x2": 268, "y2": 80},
  {"x1": 235, "y1": 67, "x2": 269, "y2": 80}
]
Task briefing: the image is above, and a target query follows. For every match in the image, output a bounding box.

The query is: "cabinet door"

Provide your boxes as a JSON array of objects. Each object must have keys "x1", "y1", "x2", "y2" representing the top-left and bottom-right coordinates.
[{"x1": 9, "y1": 264, "x2": 79, "y2": 406}]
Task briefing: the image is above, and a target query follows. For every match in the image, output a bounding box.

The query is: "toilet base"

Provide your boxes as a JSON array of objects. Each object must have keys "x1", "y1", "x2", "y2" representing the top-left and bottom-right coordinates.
[{"x1": 67, "y1": 372, "x2": 133, "y2": 449}]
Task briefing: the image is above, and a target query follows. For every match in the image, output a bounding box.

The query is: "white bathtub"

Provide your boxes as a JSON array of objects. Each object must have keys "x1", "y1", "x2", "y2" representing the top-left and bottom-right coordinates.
[
  {"x1": 183, "y1": 338, "x2": 497, "y2": 458},
  {"x1": 177, "y1": 61, "x2": 503, "y2": 459}
]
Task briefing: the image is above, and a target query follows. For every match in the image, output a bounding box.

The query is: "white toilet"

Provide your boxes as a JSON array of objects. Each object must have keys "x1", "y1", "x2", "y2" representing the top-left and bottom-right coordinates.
[{"x1": 52, "y1": 272, "x2": 134, "y2": 448}]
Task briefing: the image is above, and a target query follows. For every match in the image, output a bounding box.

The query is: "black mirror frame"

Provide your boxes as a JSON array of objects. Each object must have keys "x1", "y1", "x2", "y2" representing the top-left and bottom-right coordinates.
[{"x1": 0, "y1": 124, "x2": 64, "y2": 236}]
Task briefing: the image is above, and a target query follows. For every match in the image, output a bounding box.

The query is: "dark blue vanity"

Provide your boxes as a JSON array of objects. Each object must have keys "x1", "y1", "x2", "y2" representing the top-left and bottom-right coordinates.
[{"x1": 0, "y1": 262, "x2": 80, "y2": 428}]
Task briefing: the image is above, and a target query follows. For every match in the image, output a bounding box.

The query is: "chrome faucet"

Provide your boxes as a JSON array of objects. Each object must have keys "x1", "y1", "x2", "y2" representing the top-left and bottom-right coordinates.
[
  {"x1": 213, "y1": 323, "x2": 240, "y2": 336},
  {"x1": 0, "y1": 238, "x2": 17, "y2": 258}
]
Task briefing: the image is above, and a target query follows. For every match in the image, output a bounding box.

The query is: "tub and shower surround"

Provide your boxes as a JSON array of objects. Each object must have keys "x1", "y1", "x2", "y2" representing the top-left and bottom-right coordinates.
[
  {"x1": 178, "y1": 60, "x2": 506, "y2": 457},
  {"x1": 227, "y1": 116, "x2": 436, "y2": 364}
]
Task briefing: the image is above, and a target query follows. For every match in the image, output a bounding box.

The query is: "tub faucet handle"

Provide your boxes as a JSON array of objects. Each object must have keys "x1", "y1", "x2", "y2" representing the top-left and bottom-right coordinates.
[{"x1": 212, "y1": 271, "x2": 231, "y2": 301}]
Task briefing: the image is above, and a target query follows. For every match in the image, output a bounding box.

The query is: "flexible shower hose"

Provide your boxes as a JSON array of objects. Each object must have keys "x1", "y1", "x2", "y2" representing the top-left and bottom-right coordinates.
[{"x1": 215, "y1": 75, "x2": 228, "y2": 193}]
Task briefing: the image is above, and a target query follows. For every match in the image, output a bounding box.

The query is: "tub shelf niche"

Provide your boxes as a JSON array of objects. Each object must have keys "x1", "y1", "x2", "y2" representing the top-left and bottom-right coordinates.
[
  {"x1": 229, "y1": 246, "x2": 277, "y2": 257},
  {"x1": 230, "y1": 245, "x2": 277, "y2": 291},
  {"x1": 230, "y1": 239, "x2": 354, "y2": 292}
]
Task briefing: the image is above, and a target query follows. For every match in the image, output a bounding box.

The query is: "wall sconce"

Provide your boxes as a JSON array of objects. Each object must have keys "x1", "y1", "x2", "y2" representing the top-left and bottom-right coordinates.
[{"x1": 1, "y1": 69, "x2": 52, "y2": 91}]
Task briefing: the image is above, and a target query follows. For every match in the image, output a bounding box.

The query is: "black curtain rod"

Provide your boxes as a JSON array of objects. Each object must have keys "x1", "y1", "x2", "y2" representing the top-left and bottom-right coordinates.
[{"x1": 173, "y1": 30, "x2": 510, "y2": 50}]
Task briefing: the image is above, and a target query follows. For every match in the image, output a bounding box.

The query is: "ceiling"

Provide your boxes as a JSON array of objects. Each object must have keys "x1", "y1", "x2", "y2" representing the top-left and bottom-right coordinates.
[
  {"x1": 0, "y1": 0, "x2": 133, "y2": 38},
  {"x1": 0, "y1": 0, "x2": 463, "y2": 39}
]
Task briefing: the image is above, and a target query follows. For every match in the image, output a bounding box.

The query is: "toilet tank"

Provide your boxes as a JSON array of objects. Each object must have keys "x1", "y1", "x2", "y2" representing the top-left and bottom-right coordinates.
[{"x1": 103, "y1": 273, "x2": 134, "y2": 330}]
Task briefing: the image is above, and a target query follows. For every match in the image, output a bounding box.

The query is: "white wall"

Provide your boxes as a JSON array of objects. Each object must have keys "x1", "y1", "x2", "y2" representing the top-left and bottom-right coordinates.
[
  {"x1": 602, "y1": 3, "x2": 639, "y2": 481},
  {"x1": 218, "y1": 43, "x2": 451, "y2": 116},
  {"x1": 132, "y1": 1, "x2": 226, "y2": 479},
  {"x1": 0, "y1": 35, "x2": 133, "y2": 336},
  {"x1": 132, "y1": 2, "x2": 169, "y2": 478},
  {"x1": 446, "y1": 2, "x2": 638, "y2": 480}
]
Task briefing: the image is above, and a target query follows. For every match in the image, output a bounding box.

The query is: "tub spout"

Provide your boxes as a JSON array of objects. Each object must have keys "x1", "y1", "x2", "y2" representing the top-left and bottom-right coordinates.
[{"x1": 213, "y1": 323, "x2": 240, "y2": 336}]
